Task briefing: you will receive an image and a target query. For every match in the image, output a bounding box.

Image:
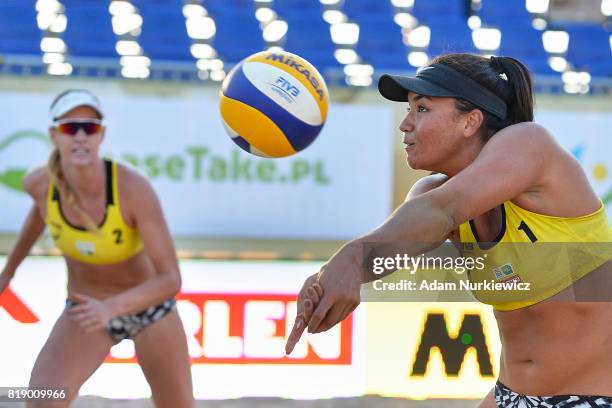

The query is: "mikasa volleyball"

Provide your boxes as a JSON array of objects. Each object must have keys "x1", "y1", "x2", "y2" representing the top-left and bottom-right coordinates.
[{"x1": 219, "y1": 50, "x2": 329, "y2": 158}]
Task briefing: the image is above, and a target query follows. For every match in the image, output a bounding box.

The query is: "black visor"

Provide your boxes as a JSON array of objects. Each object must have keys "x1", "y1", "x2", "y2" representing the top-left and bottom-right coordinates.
[{"x1": 378, "y1": 63, "x2": 507, "y2": 120}]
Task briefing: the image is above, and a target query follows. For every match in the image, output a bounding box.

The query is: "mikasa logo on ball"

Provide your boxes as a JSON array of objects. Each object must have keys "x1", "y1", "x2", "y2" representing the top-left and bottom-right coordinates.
[{"x1": 266, "y1": 53, "x2": 325, "y2": 101}]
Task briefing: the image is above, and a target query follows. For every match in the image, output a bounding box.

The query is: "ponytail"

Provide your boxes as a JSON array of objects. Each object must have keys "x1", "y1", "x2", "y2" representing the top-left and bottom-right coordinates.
[{"x1": 489, "y1": 56, "x2": 534, "y2": 124}]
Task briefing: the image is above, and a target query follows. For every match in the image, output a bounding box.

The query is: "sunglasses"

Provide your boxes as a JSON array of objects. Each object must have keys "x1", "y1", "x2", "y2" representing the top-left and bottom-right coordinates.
[{"x1": 54, "y1": 119, "x2": 103, "y2": 136}]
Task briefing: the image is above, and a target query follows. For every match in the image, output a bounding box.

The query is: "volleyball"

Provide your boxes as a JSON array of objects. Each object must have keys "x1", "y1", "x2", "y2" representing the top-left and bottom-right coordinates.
[{"x1": 219, "y1": 50, "x2": 329, "y2": 158}]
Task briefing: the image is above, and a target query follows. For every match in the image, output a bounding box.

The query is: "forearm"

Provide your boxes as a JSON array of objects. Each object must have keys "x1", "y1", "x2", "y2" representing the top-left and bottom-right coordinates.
[
  {"x1": 104, "y1": 272, "x2": 180, "y2": 316},
  {"x1": 365, "y1": 189, "x2": 454, "y2": 243},
  {"x1": 349, "y1": 191, "x2": 455, "y2": 283},
  {"x1": 2, "y1": 206, "x2": 46, "y2": 278}
]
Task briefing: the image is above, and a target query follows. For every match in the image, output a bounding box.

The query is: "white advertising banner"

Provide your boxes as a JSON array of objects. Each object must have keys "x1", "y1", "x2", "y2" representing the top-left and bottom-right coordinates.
[
  {"x1": 0, "y1": 92, "x2": 394, "y2": 239},
  {"x1": 0, "y1": 257, "x2": 364, "y2": 400}
]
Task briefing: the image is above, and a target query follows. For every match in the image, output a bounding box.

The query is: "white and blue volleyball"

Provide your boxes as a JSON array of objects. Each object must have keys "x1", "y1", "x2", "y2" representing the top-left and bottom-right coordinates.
[{"x1": 219, "y1": 50, "x2": 329, "y2": 158}]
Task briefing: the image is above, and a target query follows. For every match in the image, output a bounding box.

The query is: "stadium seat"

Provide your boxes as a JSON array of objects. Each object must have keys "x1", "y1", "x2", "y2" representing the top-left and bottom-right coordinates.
[
  {"x1": 278, "y1": 14, "x2": 341, "y2": 71},
  {"x1": 497, "y1": 24, "x2": 556, "y2": 75},
  {"x1": 354, "y1": 16, "x2": 408, "y2": 70},
  {"x1": 62, "y1": 0, "x2": 110, "y2": 5},
  {"x1": 358, "y1": 50, "x2": 410, "y2": 71},
  {"x1": 519, "y1": 56, "x2": 559, "y2": 77},
  {"x1": 587, "y1": 60, "x2": 612, "y2": 77},
  {"x1": 204, "y1": 0, "x2": 255, "y2": 16},
  {"x1": 345, "y1": 2, "x2": 409, "y2": 70},
  {"x1": 139, "y1": 5, "x2": 193, "y2": 61},
  {"x1": 131, "y1": 0, "x2": 184, "y2": 5},
  {"x1": 280, "y1": 15, "x2": 329, "y2": 49},
  {"x1": 273, "y1": 0, "x2": 323, "y2": 19},
  {"x1": 0, "y1": 3, "x2": 41, "y2": 56},
  {"x1": 63, "y1": 3, "x2": 117, "y2": 58},
  {"x1": 208, "y1": 7, "x2": 264, "y2": 64},
  {"x1": 0, "y1": 39, "x2": 41, "y2": 56},
  {"x1": 562, "y1": 22, "x2": 612, "y2": 77},
  {"x1": 427, "y1": 21, "x2": 478, "y2": 55},
  {"x1": 343, "y1": 0, "x2": 395, "y2": 19},
  {"x1": 284, "y1": 48, "x2": 341, "y2": 73},
  {"x1": 412, "y1": 0, "x2": 466, "y2": 23},
  {"x1": 479, "y1": 0, "x2": 531, "y2": 21}
]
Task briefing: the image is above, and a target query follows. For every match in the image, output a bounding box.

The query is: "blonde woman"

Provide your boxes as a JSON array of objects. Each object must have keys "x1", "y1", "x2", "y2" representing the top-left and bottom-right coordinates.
[{"x1": 0, "y1": 90, "x2": 195, "y2": 408}]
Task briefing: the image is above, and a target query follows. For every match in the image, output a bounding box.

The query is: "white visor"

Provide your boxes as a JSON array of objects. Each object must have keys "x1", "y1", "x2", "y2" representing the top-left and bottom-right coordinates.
[{"x1": 50, "y1": 90, "x2": 103, "y2": 120}]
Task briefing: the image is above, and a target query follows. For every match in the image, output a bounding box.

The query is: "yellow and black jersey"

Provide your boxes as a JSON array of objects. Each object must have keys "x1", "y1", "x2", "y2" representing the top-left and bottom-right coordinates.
[
  {"x1": 45, "y1": 159, "x2": 144, "y2": 265},
  {"x1": 460, "y1": 200, "x2": 612, "y2": 311}
]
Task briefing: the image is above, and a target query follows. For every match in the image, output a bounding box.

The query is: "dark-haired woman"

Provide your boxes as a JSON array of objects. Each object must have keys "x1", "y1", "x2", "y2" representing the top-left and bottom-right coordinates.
[
  {"x1": 0, "y1": 90, "x2": 195, "y2": 408},
  {"x1": 286, "y1": 54, "x2": 612, "y2": 407}
]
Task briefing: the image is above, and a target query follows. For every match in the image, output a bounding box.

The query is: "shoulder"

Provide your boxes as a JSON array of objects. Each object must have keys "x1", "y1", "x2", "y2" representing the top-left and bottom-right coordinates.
[
  {"x1": 406, "y1": 173, "x2": 449, "y2": 201},
  {"x1": 116, "y1": 161, "x2": 159, "y2": 205},
  {"x1": 475, "y1": 122, "x2": 566, "y2": 184},
  {"x1": 466, "y1": 122, "x2": 563, "y2": 184},
  {"x1": 485, "y1": 122, "x2": 560, "y2": 154},
  {"x1": 22, "y1": 166, "x2": 50, "y2": 201},
  {"x1": 438, "y1": 122, "x2": 568, "y2": 224}
]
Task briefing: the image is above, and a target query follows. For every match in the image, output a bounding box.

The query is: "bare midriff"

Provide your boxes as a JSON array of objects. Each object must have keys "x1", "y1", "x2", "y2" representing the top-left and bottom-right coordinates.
[
  {"x1": 495, "y1": 297, "x2": 612, "y2": 396},
  {"x1": 64, "y1": 251, "x2": 155, "y2": 299}
]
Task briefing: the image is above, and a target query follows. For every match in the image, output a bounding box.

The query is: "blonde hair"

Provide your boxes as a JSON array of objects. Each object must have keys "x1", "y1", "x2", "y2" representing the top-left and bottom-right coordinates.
[{"x1": 47, "y1": 147, "x2": 101, "y2": 233}]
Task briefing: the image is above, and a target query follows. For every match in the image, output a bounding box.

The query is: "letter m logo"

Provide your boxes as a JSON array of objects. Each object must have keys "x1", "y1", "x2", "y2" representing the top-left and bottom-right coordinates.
[
  {"x1": 265, "y1": 53, "x2": 285, "y2": 62},
  {"x1": 411, "y1": 313, "x2": 493, "y2": 377}
]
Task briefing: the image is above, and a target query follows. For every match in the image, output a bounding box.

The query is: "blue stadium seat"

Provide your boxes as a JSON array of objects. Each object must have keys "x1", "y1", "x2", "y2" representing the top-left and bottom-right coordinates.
[
  {"x1": 284, "y1": 48, "x2": 341, "y2": 73},
  {"x1": 273, "y1": 1, "x2": 323, "y2": 20},
  {"x1": 0, "y1": 39, "x2": 41, "y2": 55},
  {"x1": 358, "y1": 48, "x2": 410, "y2": 71},
  {"x1": 588, "y1": 60, "x2": 612, "y2": 77},
  {"x1": 204, "y1": 0, "x2": 255, "y2": 15},
  {"x1": 0, "y1": 3, "x2": 41, "y2": 56},
  {"x1": 412, "y1": 0, "x2": 466, "y2": 23},
  {"x1": 478, "y1": 0, "x2": 533, "y2": 31},
  {"x1": 353, "y1": 15, "x2": 408, "y2": 70},
  {"x1": 343, "y1": 0, "x2": 394, "y2": 18},
  {"x1": 279, "y1": 14, "x2": 341, "y2": 70},
  {"x1": 562, "y1": 22, "x2": 612, "y2": 77},
  {"x1": 139, "y1": 5, "x2": 192, "y2": 61},
  {"x1": 131, "y1": 0, "x2": 183, "y2": 5},
  {"x1": 427, "y1": 21, "x2": 477, "y2": 55},
  {"x1": 280, "y1": 15, "x2": 328, "y2": 49},
  {"x1": 64, "y1": 3, "x2": 117, "y2": 58},
  {"x1": 479, "y1": 0, "x2": 531, "y2": 21},
  {"x1": 519, "y1": 56, "x2": 558, "y2": 77},
  {"x1": 208, "y1": 7, "x2": 264, "y2": 64},
  {"x1": 497, "y1": 24, "x2": 555, "y2": 75},
  {"x1": 417, "y1": 14, "x2": 470, "y2": 29},
  {"x1": 276, "y1": 0, "x2": 320, "y2": 8},
  {"x1": 62, "y1": 0, "x2": 110, "y2": 5},
  {"x1": 204, "y1": 0, "x2": 257, "y2": 60},
  {"x1": 209, "y1": 0, "x2": 253, "y2": 6},
  {"x1": 480, "y1": 14, "x2": 533, "y2": 29}
]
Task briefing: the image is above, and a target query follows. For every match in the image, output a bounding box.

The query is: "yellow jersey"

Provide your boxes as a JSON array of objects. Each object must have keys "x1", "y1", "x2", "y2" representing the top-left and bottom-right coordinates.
[
  {"x1": 45, "y1": 159, "x2": 144, "y2": 265},
  {"x1": 459, "y1": 200, "x2": 612, "y2": 311}
]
